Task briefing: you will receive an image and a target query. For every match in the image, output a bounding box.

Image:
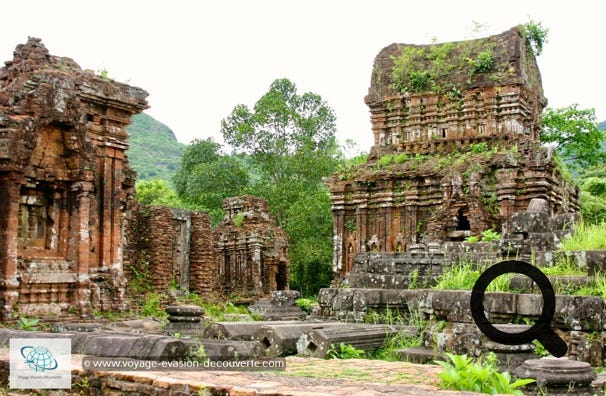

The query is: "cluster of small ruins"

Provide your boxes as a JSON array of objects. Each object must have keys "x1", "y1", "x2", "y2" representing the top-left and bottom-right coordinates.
[
  {"x1": 0, "y1": 38, "x2": 289, "y2": 322},
  {"x1": 0, "y1": 27, "x2": 604, "y2": 395}
]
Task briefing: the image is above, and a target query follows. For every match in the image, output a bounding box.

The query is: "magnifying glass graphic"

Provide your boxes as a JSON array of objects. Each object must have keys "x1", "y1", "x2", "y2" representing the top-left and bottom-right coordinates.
[{"x1": 470, "y1": 260, "x2": 568, "y2": 357}]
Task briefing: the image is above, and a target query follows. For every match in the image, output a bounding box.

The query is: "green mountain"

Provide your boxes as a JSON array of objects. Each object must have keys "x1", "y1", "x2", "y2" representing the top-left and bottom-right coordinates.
[{"x1": 126, "y1": 113, "x2": 186, "y2": 183}]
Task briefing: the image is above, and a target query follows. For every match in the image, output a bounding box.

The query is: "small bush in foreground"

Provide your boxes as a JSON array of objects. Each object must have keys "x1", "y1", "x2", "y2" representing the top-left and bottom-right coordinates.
[
  {"x1": 327, "y1": 343, "x2": 365, "y2": 359},
  {"x1": 436, "y1": 352, "x2": 534, "y2": 395}
]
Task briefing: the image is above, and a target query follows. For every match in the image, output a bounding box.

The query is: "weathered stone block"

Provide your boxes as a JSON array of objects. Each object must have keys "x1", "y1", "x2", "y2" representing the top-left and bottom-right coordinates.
[
  {"x1": 270, "y1": 290, "x2": 300, "y2": 307},
  {"x1": 517, "y1": 293, "x2": 543, "y2": 317},
  {"x1": 555, "y1": 295, "x2": 604, "y2": 332},
  {"x1": 510, "y1": 213, "x2": 551, "y2": 233},
  {"x1": 165, "y1": 305, "x2": 205, "y2": 317},
  {"x1": 484, "y1": 292, "x2": 517, "y2": 322}
]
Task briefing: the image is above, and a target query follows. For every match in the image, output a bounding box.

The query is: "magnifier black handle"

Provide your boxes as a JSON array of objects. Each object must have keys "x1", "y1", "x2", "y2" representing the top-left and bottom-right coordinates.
[{"x1": 537, "y1": 327, "x2": 568, "y2": 358}]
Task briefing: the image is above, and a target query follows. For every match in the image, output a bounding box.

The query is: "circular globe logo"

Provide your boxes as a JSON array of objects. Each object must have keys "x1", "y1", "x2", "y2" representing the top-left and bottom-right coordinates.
[{"x1": 20, "y1": 346, "x2": 59, "y2": 372}]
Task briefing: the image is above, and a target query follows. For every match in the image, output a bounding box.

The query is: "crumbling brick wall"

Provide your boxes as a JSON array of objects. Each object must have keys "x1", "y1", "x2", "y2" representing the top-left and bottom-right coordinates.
[
  {"x1": 124, "y1": 205, "x2": 248, "y2": 299},
  {"x1": 189, "y1": 212, "x2": 219, "y2": 296}
]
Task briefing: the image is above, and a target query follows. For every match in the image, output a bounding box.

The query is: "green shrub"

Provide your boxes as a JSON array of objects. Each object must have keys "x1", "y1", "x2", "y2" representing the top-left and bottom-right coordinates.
[
  {"x1": 141, "y1": 293, "x2": 168, "y2": 319},
  {"x1": 580, "y1": 191, "x2": 606, "y2": 225},
  {"x1": 469, "y1": 142, "x2": 489, "y2": 154},
  {"x1": 190, "y1": 345, "x2": 207, "y2": 362},
  {"x1": 521, "y1": 20, "x2": 548, "y2": 56},
  {"x1": 233, "y1": 212, "x2": 246, "y2": 227},
  {"x1": 377, "y1": 154, "x2": 394, "y2": 167},
  {"x1": 582, "y1": 177, "x2": 606, "y2": 197},
  {"x1": 17, "y1": 316, "x2": 39, "y2": 331},
  {"x1": 296, "y1": 298, "x2": 313, "y2": 313},
  {"x1": 408, "y1": 70, "x2": 433, "y2": 92},
  {"x1": 469, "y1": 51, "x2": 494, "y2": 74},
  {"x1": 394, "y1": 152, "x2": 409, "y2": 164},
  {"x1": 436, "y1": 352, "x2": 534, "y2": 395},
  {"x1": 326, "y1": 343, "x2": 365, "y2": 359},
  {"x1": 481, "y1": 229, "x2": 501, "y2": 242},
  {"x1": 463, "y1": 235, "x2": 479, "y2": 243},
  {"x1": 532, "y1": 340, "x2": 549, "y2": 358}
]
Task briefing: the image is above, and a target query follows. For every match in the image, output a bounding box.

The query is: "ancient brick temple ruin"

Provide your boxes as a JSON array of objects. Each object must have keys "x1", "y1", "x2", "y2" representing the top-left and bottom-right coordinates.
[
  {"x1": 214, "y1": 196, "x2": 290, "y2": 296},
  {"x1": 325, "y1": 26, "x2": 579, "y2": 277},
  {"x1": 0, "y1": 38, "x2": 148, "y2": 320},
  {"x1": 125, "y1": 196, "x2": 290, "y2": 299}
]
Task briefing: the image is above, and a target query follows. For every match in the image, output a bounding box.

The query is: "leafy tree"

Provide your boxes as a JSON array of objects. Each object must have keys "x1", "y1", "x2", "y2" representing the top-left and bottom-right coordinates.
[
  {"x1": 285, "y1": 189, "x2": 334, "y2": 296},
  {"x1": 221, "y1": 78, "x2": 341, "y2": 226},
  {"x1": 577, "y1": 165, "x2": 606, "y2": 224},
  {"x1": 220, "y1": 78, "x2": 342, "y2": 294},
  {"x1": 540, "y1": 104, "x2": 606, "y2": 171},
  {"x1": 136, "y1": 179, "x2": 181, "y2": 206},
  {"x1": 173, "y1": 138, "x2": 250, "y2": 224}
]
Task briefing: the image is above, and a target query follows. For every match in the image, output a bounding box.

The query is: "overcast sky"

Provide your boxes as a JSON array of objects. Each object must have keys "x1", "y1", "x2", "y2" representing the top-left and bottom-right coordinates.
[{"x1": 2, "y1": 1, "x2": 604, "y2": 152}]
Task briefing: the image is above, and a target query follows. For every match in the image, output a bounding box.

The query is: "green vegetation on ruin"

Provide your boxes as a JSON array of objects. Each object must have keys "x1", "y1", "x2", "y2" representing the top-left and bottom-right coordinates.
[{"x1": 387, "y1": 21, "x2": 547, "y2": 97}]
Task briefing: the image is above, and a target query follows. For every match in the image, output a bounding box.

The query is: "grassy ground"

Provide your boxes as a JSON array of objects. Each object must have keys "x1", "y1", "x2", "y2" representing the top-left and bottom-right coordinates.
[{"x1": 277, "y1": 356, "x2": 442, "y2": 386}]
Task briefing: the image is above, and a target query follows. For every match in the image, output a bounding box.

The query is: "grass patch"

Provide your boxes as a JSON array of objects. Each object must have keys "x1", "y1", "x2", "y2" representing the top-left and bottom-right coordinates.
[
  {"x1": 433, "y1": 262, "x2": 516, "y2": 293},
  {"x1": 372, "y1": 330, "x2": 423, "y2": 361},
  {"x1": 278, "y1": 357, "x2": 441, "y2": 386},
  {"x1": 573, "y1": 274, "x2": 606, "y2": 299},
  {"x1": 561, "y1": 222, "x2": 606, "y2": 251},
  {"x1": 434, "y1": 261, "x2": 482, "y2": 290},
  {"x1": 542, "y1": 256, "x2": 585, "y2": 276}
]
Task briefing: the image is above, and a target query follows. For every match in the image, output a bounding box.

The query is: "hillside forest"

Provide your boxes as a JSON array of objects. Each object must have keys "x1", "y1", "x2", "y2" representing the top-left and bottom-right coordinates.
[{"x1": 127, "y1": 79, "x2": 606, "y2": 297}]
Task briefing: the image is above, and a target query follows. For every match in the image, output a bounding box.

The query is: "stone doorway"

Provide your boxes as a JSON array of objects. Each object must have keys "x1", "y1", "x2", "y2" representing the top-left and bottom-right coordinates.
[{"x1": 275, "y1": 262, "x2": 288, "y2": 290}]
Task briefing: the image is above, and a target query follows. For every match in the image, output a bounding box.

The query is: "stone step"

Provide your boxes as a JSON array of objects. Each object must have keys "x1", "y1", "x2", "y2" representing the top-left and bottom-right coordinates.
[{"x1": 347, "y1": 273, "x2": 437, "y2": 289}]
